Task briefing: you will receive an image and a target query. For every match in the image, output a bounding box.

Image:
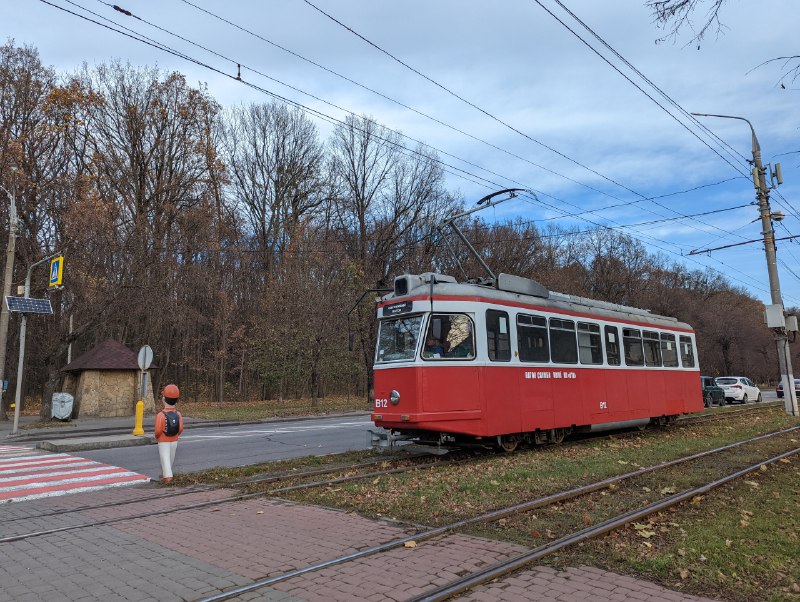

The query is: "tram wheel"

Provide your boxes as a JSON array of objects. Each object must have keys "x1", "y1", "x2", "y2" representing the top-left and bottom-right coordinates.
[
  {"x1": 550, "y1": 428, "x2": 566, "y2": 445},
  {"x1": 496, "y1": 435, "x2": 519, "y2": 453}
]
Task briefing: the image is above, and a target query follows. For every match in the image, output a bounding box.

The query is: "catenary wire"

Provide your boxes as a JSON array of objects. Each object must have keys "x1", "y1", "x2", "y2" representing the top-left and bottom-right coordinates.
[
  {"x1": 71, "y1": 0, "x2": 723, "y2": 252},
  {"x1": 550, "y1": 0, "x2": 750, "y2": 167},
  {"x1": 113, "y1": 0, "x2": 762, "y2": 251},
  {"x1": 531, "y1": 0, "x2": 749, "y2": 177},
  {"x1": 301, "y1": 0, "x2": 751, "y2": 216},
  {"x1": 37, "y1": 0, "x2": 795, "y2": 302},
  {"x1": 172, "y1": 0, "x2": 756, "y2": 240}
]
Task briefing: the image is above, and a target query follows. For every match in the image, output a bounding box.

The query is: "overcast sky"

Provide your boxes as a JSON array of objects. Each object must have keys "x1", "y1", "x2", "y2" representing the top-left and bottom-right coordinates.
[{"x1": 7, "y1": 0, "x2": 800, "y2": 306}]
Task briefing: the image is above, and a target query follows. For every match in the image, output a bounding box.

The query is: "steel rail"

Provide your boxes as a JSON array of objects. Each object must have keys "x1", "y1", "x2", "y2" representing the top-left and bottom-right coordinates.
[
  {"x1": 192, "y1": 425, "x2": 800, "y2": 602},
  {"x1": 1, "y1": 406, "x2": 785, "y2": 542},
  {"x1": 411, "y1": 444, "x2": 800, "y2": 601},
  {"x1": 0, "y1": 484, "x2": 214, "y2": 524}
]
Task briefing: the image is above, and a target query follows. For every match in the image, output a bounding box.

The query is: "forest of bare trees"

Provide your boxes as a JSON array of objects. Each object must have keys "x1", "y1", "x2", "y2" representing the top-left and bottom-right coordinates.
[{"x1": 0, "y1": 41, "x2": 792, "y2": 420}]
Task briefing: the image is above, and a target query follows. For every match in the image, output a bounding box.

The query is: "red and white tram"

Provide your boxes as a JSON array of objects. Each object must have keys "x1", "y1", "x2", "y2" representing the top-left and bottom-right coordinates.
[{"x1": 371, "y1": 272, "x2": 703, "y2": 451}]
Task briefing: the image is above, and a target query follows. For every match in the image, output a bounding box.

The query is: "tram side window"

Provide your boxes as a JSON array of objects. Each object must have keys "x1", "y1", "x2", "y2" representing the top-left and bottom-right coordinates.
[
  {"x1": 517, "y1": 314, "x2": 549, "y2": 362},
  {"x1": 604, "y1": 325, "x2": 621, "y2": 366},
  {"x1": 661, "y1": 333, "x2": 679, "y2": 367},
  {"x1": 422, "y1": 314, "x2": 476, "y2": 360},
  {"x1": 623, "y1": 328, "x2": 644, "y2": 366},
  {"x1": 486, "y1": 310, "x2": 511, "y2": 362},
  {"x1": 679, "y1": 335, "x2": 696, "y2": 368},
  {"x1": 578, "y1": 322, "x2": 602, "y2": 365},
  {"x1": 549, "y1": 318, "x2": 578, "y2": 364},
  {"x1": 643, "y1": 331, "x2": 662, "y2": 367}
]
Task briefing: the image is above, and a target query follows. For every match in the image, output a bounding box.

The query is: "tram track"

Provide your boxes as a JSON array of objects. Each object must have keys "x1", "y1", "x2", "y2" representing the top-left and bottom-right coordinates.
[
  {"x1": 2, "y1": 402, "x2": 782, "y2": 528},
  {"x1": 410, "y1": 445, "x2": 800, "y2": 602},
  {"x1": 188, "y1": 424, "x2": 800, "y2": 601}
]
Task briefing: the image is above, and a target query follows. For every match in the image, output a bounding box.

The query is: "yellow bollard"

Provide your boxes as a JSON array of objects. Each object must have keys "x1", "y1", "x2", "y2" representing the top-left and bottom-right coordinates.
[{"x1": 132, "y1": 400, "x2": 144, "y2": 436}]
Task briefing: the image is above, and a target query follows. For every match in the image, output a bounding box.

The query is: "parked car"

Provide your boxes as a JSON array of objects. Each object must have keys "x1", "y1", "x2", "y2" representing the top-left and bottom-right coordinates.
[
  {"x1": 701, "y1": 376, "x2": 725, "y2": 407},
  {"x1": 715, "y1": 376, "x2": 762, "y2": 403},
  {"x1": 776, "y1": 378, "x2": 800, "y2": 398}
]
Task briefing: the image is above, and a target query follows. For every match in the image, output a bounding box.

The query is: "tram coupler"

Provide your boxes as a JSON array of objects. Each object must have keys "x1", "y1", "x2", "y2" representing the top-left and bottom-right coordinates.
[{"x1": 368, "y1": 429, "x2": 406, "y2": 451}]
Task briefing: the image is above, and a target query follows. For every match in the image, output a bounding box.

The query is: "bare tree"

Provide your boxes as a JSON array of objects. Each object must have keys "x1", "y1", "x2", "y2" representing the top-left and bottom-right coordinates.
[
  {"x1": 648, "y1": 0, "x2": 800, "y2": 84},
  {"x1": 225, "y1": 102, "x2": 325, "y2": 276}
]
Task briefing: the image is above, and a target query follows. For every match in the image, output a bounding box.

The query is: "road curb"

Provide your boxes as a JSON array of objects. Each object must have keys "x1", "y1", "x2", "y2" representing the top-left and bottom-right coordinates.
[{"x1": 36, "y1": 434, "x2": 156, "y2": 452}]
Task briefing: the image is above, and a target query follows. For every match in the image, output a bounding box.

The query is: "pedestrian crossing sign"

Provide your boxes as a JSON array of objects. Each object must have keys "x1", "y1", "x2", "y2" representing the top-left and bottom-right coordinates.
[{"x1": 49, "y1": 256, "x2": 63, "y2": 287}]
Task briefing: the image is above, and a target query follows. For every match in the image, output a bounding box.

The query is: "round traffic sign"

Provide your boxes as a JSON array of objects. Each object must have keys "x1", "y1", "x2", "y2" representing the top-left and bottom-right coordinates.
[{"x1": 137, "y1": 345, "x2": 153, "y2": 371}]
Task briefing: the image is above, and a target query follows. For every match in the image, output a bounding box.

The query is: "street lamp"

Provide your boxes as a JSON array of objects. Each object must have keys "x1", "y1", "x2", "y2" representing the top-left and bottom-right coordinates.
[
  {"x1": 0, "y1": 176, "x2": 18, "y2": 421},
  {"x1": 692, "y1": 113, "x2": 798, "y2": 416}
]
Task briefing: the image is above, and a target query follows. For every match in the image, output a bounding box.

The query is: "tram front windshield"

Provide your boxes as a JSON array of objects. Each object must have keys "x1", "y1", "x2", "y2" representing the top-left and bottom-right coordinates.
[{"x1": 375, "y1": 315, "x2": 423, "y2": 363}]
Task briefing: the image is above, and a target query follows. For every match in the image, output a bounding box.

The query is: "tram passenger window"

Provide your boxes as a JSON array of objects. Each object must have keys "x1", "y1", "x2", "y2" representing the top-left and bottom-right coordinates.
[
  {"x1": 517, "y1": 314, "x2": 549, "y2": 362},
  {"x1": 679, "y1": 335, "x2": 695, "y2": 368},
  {"x1": 549, "y1": 318, "x2": 578, "y2": 364},
  {"x1": 444, "y1": 314, "x2": 475, "y2": 359},
  {"x1": 486, "y1": 310, "x2": 511, "y2": 362},
  {"x1": 422, "y1": 314, "x2": 475, "y2": 360},
  {"x1": 604, "y1": 326, "x2": 621, "y2": 365},
  {"x1": 642, "y1": 331, "x2": 662, "y2": 367},
  {"x1": 578, "y1": 322, "x2": 602, "y2": 365},
  {"x1": 422, "y1": 316, "x2": 446, "y2": 358},
  {"x1": 660, "y1": 333, "x2": 679, "y2": 367},
  {"x1": 623, "y1": 328, "x2": 644, "y2": 366}
]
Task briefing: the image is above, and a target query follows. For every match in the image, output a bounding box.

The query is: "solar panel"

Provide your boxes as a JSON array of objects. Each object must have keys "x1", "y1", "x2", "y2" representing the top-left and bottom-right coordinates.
[{"x1": 5, "y1": 296, "x2": 53, "y2": 315}]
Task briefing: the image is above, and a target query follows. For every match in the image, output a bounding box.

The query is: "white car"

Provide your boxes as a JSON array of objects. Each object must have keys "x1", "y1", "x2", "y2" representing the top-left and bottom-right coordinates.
[{"x1": 714, "y1": 376, "x2": 762, "y2": 403}]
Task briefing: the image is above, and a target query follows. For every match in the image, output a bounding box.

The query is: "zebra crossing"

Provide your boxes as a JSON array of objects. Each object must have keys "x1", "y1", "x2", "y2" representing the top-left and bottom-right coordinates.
[{"x1": 0, "y1": 445, "x2": 150, "y2": 503}]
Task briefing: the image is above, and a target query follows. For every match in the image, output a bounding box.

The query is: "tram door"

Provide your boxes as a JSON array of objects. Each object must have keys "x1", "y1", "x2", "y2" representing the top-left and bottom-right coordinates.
[
  {"x1": 599, "y1": 325, "x2": 633, "y2": 420},
  {"x1": 421, "y1": 313, "x2": 480, "y2": 414},
  {"x1": 482, "y1": 310, "x2": 523, "y2": 434}
]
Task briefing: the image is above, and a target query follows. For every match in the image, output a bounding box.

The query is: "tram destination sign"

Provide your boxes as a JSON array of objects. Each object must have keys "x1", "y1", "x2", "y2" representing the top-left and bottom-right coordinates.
[{"x1": 383, "y1": 301, "x2": 413, "y2": 317}]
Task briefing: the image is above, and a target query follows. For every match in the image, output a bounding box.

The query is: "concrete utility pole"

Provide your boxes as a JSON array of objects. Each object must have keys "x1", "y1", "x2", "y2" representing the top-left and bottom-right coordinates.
[
  {"x1": 693, "y1": 113, "x2": 798, "y2": 416},
  {"x1": 0, "y1": 180, "x2": 17, "y2": 421}
]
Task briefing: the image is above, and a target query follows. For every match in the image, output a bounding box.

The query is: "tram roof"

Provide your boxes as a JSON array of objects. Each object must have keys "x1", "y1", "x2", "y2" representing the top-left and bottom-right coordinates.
[{"x1": 384, "y1": 272, "x2": 693, "y2": 331}]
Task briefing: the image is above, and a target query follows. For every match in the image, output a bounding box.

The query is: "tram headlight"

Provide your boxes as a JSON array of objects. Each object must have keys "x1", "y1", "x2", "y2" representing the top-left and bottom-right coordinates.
[{"x1": 390, "y1": 390, "x2": 401, "y2": 405}]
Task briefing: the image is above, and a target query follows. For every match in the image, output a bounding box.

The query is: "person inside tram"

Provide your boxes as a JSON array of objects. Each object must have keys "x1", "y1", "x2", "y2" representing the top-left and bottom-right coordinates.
[
  {"x1": 447, "y1": 339, "x2": 474, "y2": 358},
  {"x1": 423, "y1": 335, "x2": 445, "y2": 358},
  {"x1": 444, "y1": 316, "x2": 474, "y2": 358}
]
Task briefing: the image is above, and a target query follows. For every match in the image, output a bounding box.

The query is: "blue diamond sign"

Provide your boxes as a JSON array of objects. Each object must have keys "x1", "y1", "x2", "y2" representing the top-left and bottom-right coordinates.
[{"x1": 49, "y1": 256, "x2": 63, "y2": 287}]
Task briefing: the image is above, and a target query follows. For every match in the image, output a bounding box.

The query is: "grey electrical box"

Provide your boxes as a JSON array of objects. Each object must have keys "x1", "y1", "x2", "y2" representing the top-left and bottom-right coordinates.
[
  {"x1": 786, "y1": 315, "x2": 798, "y2": 332},
  {"x1": 765, "y1": 304, "x2": 786, "y2": 328},
  {"x1": 51, "y1": 392, "x2": 74, "y2": 421}
]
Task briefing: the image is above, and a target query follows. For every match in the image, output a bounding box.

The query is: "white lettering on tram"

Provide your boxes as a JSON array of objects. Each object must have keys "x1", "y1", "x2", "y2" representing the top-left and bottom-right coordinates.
[{"x1": 524, "y1": 371, "x2": 577, "y2": 380}]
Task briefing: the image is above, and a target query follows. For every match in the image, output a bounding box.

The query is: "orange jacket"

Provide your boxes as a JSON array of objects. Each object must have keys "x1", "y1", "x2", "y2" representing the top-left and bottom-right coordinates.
[{"x1": 154, "y1": 408, "x2": 183, "y2": 443}]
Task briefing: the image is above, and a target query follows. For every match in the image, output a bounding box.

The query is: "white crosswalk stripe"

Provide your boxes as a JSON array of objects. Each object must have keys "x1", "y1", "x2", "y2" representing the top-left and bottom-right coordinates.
[{"x1": 0, "y1": 447, "x2": 150, "y2": 503}]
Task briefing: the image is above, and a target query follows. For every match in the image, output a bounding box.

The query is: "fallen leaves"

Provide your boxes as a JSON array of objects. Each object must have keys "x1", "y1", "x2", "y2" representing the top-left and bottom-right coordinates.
[{"x1": 634, "y1": 523, "x2": 657, "y2": 538}]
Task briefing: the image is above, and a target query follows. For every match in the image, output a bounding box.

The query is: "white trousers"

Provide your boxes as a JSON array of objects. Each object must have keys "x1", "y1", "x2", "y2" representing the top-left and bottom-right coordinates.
[{"x1": 157, "y1": 441, "x2": 178, "y2": 478}]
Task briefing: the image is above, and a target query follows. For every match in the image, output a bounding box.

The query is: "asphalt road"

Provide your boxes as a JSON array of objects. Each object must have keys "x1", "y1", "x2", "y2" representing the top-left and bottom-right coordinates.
[
  {"x1": 77, "y1": 414, "x2": 379, "y2": 479},
  {"x1": 76, "y1": 391, "x2": 787, "y2": 479}
]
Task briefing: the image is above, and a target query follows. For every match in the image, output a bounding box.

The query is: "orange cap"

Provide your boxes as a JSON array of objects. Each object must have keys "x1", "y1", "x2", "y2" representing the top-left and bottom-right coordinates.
[{"x1": 162, "y1": 384, "x2": 180, "y2": 399}]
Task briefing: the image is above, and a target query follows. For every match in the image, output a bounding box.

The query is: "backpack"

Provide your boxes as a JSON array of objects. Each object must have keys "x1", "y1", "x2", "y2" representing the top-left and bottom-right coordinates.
[{"x1": 162, "y1": 411, "x2": 180, "y2": 436}]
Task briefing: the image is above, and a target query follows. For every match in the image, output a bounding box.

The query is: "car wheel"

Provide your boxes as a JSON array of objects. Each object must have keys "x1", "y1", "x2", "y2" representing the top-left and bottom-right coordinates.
[
  {"x1": 742, "y1": 394, "x2": 748, "y2": 404},
  {"x1": 704, "y1": 393, "x2": 712, "y2": 408},
  {"x1": 757, "y1": 393, "x2": 762, "y2": 403}
]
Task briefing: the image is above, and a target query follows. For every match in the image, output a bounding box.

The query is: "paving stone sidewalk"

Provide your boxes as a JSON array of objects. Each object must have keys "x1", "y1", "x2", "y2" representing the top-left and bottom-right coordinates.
[{"x1": 0, "y1": 484, "x2": 719, "y2": 601}]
